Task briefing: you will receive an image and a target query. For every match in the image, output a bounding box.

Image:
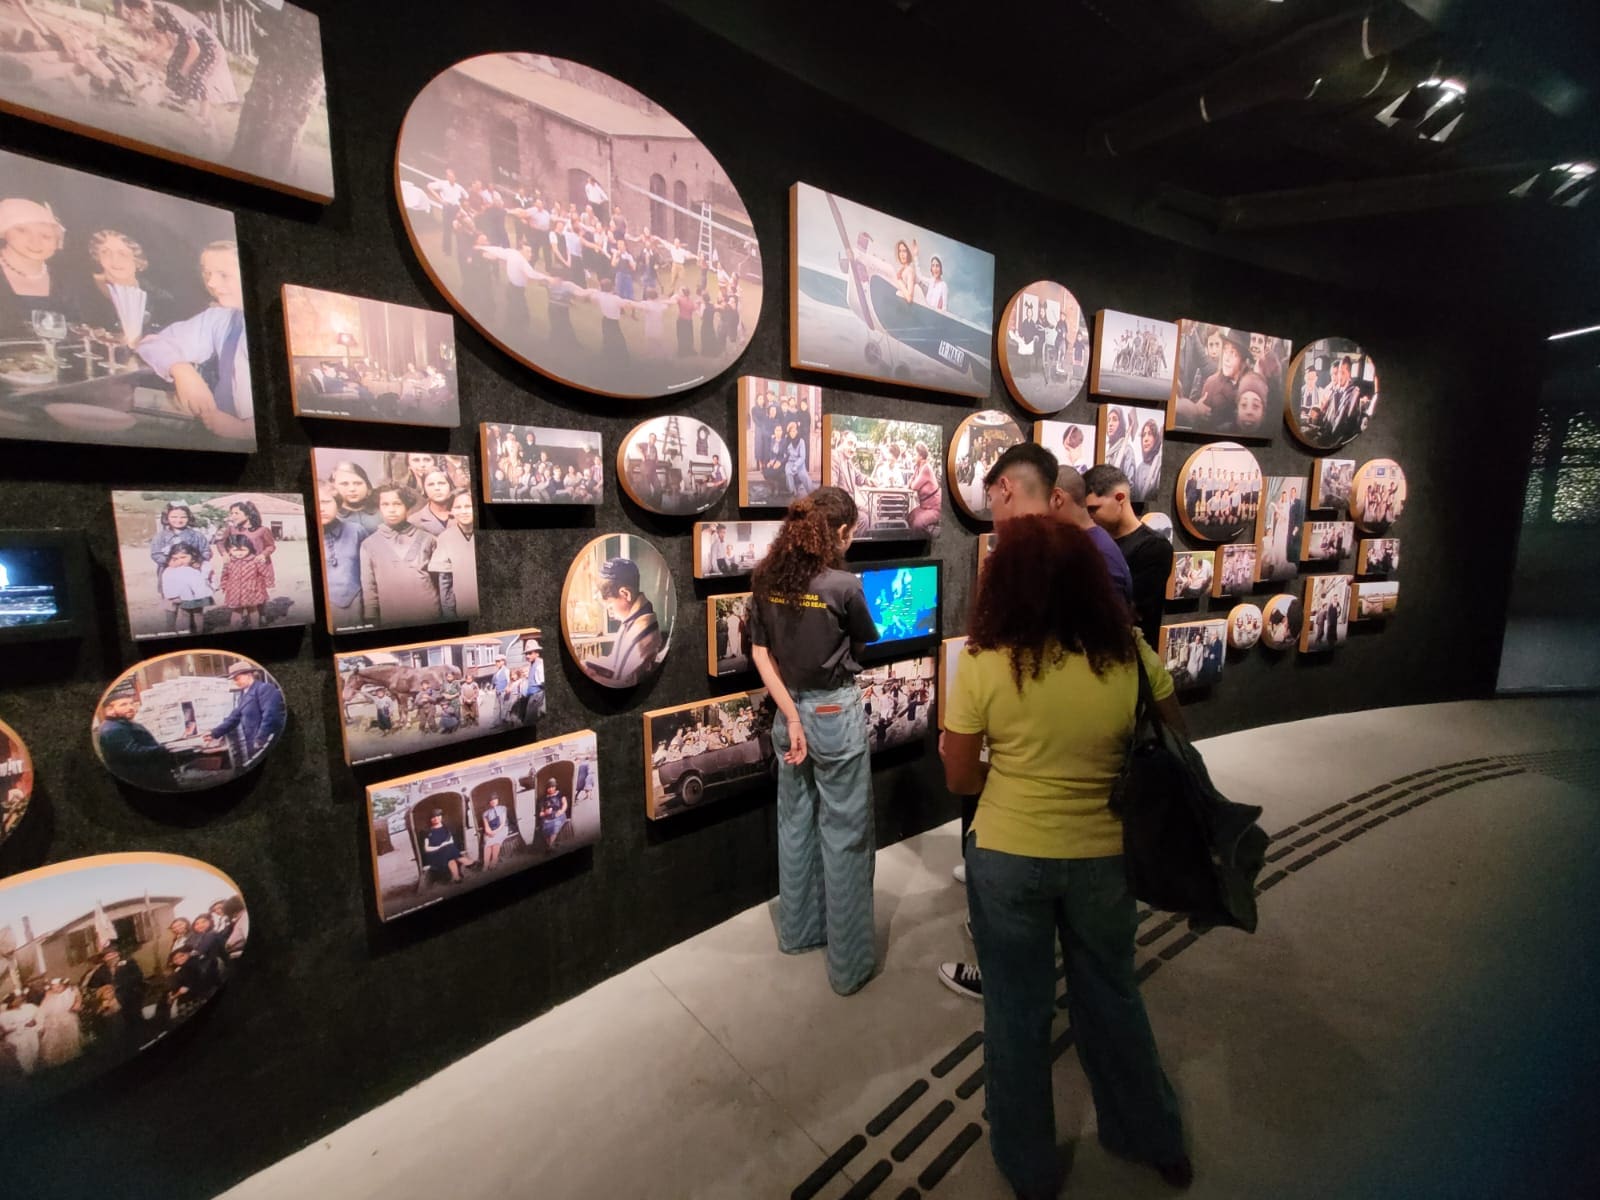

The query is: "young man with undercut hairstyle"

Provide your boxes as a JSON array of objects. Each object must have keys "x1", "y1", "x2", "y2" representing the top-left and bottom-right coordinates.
[{"x1": 1082, "y1": 465, "x2": 1173, "y2": 648}]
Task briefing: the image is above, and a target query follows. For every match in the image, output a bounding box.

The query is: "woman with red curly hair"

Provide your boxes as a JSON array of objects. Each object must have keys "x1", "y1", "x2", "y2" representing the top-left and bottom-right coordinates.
[
  {"x1": 750, "y1": 486, "x2": 880, "y2": 995},
  {"x1": 941, "y1": 515, "x2": 1191, "y2": 1199}
]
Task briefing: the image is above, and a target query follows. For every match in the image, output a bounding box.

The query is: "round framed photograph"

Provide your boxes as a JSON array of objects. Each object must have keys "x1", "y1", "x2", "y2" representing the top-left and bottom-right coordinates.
[
  {"x1": 1227, "y1": 603, "x2": 1263, "y2": 650},
  {"x1": 947, "y1": 410, "x2": 1026, "y2": 521},
  {"x1": 1285, "y1": 337, "x2": 1379, "y2": 449},
  {"x1": 561, "y1": 534, "x2": 676, "y2": 688},
  {"x1": 997, "y1": 281, "x2": 1090, "y2": 414},
  {"x1": 1261, "y1": 594, "x2": 1303, "y2": 650},
  {"x1": 1, "y1": 714, "x2": 33, "y2": 846},
  {"x1": 1173, "y1": 441, "x2": 1263, "y2": 542},
  {"x1": 1349, "y1": 458, "x2": 1407, "y2": 533},
  {"x1": 92, "y1": 651, "x2": 286, "y2": 793},
  {"x1": 1141, "y1": 511, "x2": 1174, "y2": 543},
  {"x1": 395, "y1": 54, "x2": 761, "y2": 399},
  {"x1": 616, "y1": 417, "x2": 732, "y2": 515}
]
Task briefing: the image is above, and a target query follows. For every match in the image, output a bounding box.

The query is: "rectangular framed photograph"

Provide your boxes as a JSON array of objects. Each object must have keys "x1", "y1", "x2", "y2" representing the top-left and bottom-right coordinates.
[
  {"x1": 738, "y1": 376, "x2": 821, "y2": 506},
  {"x1": 861, "y1": 654, "x2": 935, "y2": 753},
  {"x1": 480, "y1": 423, "x2": 603, "y2": 505},
  {"x1": 335, "y1": 629, "x2": 546, "y2": 767},
  {"x1": 0, "y1": 2, "x2": 333, "y2": 202},
  {"x1": 1299, "y1": 520, "x2": 1354, "y2": 563},
  {"x1": 1035, "y1": 419, "x2": 1096, "y2": 474},
  {"x1": 283, "y1": 285, "x2": 458, "y2": 426},
  {"x1": 111, "y1": 491, "x2": 315, "y2": 641},
  {"x1": 1255, "y1": 475, "x2": 1307, "y2": 583},
  {"x1": 1167, "y1": 550, "x2": 1215, "y2": 600},
  {"x1": 366, "y1": 729, "x2": 599, "y2": 922},
  {"x1": 706, "y1": 592, "x2": 753, "y2": 678},
  {"x1": 822, "y1": 414, "x2": 943, "y2": 541},
  {"x1": 851, "y1": 559, "x2": 941, "y2": 659},
  {"x1": 937, "y1": 635, "x2": 967, "y2": 730},
  {"x1": 1158, "y1": 619, "x2": 1227, "y2": 690},
  {"x1": 0, "y1": 528, "x2": 89, "y2": 643},
  {"x1": 1213, "y1": 543, "x2": 1259, "y2": 598},
  {"x1": 310, "y1": 449, "x2": 478, "y2": 635},
  {"x1": 694, "y1": 520, "x2": 782, "y2": 580},
  {"x1": 790, "y1": 182, "x2": 994, "y2": 399},
  {"x1": 1300, "y1": 575, "x2": 1352, "y2": 652},
  {"x1": 1090, "y1": 309, "x2": 1177, "y2": 404},
  {"x1": 644, "y1": 690, "x2": 773, "y2": 820},
  {"x1": 1350, "y1": 579, "x2": 1399, "y2": 621},
  {"x1": 1309, "y1": 457, "x2": 1355, "y2": 510},
  {"x1": 0, "y1": 148, "x2": 255, "y2": 451},
  {"x1": 1096, "y1": 404, "x2": 1164, "y2": 501},
  {"x1": 1167, "y1": 321, "x2": 1290, "y2": 438},
  {"x1": 1356, "y1": 537, "x2": 1400, "y2": 574}
]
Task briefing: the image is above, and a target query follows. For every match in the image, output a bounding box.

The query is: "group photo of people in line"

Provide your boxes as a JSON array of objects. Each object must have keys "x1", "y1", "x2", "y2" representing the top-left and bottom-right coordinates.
[
  {"x1": 1257, "y1": 475, "x2": 1307, "y2": 582},
  {"x1": 825, "y1": 415, "x2": 944, "y2": 541},
  {"x1": 1301, "y1": 575, "x2": 1352, "y2": 652},
  {"x1": 314, "y1": 449, "x2": 479, "y2": 635},
  {"x1": 1290, "y1": 339, "x2": 1379, "y2": 449},
  {"x1": 620, "y1": 416, "x2": 730, "y2": 515},
  {"x1": 1000, "y1": 281, "x2": 1090, "y2": 412},
  {"x1": 1171, "y1": 321, "x2": 1288, "y2": 437},
  {"x1": 1160, "y1": 620, "x2": 1226, "y2": 689},
  {"x1": 1178, "y1": 444, "x2": 1262, "y2": 540},
  {"x1": 482, "y1": 423, "x2": 602, "y2": 505},
  {"x1": 646, "y1": 691, "x2": 772, "y2": 820},
  {"x1": 1092, "y1": 309, "x2": 1178, "y2": 403},
  {"x1": 738, "y1": 377, "x2": 820, "y2": 507}
]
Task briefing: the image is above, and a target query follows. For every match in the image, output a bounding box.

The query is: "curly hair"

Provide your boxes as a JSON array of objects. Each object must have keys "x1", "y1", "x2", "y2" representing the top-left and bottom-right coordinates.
[
  {"x1": 751, "y1": 486, "x2": 857, "y2": 604},
  {"x1": 967, "y1": 515, "x2": 1134, "y2": 690}
]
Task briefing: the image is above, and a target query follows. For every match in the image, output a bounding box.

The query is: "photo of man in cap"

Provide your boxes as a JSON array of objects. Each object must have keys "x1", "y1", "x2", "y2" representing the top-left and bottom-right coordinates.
[
  {"x1": 203, "y1": 660, "x2": 287, "y2": 763},
  {"x1": 591, "y1": 556, "x2": 664, "y2": 687},
  {"x1": 95, "y1": 682, "x2": 179, "y2": 792}
]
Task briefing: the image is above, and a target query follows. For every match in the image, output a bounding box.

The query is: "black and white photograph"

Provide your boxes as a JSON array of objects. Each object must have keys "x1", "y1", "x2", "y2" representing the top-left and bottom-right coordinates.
[
  {"x1": 694, "y1": 521, "x2": 781, "y2": 580},
  {"x1": 1357, "y1": 538, "x2": 1401, "y2": 575},
  {"x1": 1167, "y1": 550, "x2": 1215, "y2": 600},
  {"x1": 948, "y1": 410, "x2": 1025, "y2": 521},
  {"x1": 1158, "y1": 619, "x2": 1227, "y2": 690},
  {"x1": 998, "y1": 280, "x2": 1089, "y2": 414},
  {"x1": 480, "y1": 423, "x2": 602, "y2": 505},
  {"x1": 860, "y1": 655, "x2": 935, "y2": 753},
  {"x1": 737, "y1": 375, "x2": 820, "y2": 507},
  {"x1": 1256, "y1": 475, "x2": 1306, "y2": 582},
  {"x1": 1175, "y1": 442, "x2": 1262, "y2": 541},
  {"x1": 1286, "y1": 337, "x2": 1380, "y2": 450},
  {"x1": 1300, "y1": 520, "x2": 1354, "y2": 563},
  {"x1": 823, "y1": 414, "x2": 943, "y2": 541},
  {"x1": 645, "y1": 691, "x2": 773, "y2": 820},
  {"x1": 617, "y1": 415, "x2": 730, "y2": 515},
  {"x1": 561, "y1": 533, "x2": 675, "y2": 690},
  {"x1": 1213, "y1": 543, "x2": 1259, "y2": 598},
  {"x1": 1035, "y1": 419, "x2": 1095, "y2": 475},
  {"x1": 1097, "y1": 404, "x2": 1163, "y2": 501},
  {"x1": 1310, "y1": 457, "x2": 1355, "y2": 509},
  {"x1": 1169, "y1": 321, "x2": 1290, "y2": 437},
  {"x1": 1300, "y1": 574, "x2": 1352, "y2": 652},
  {"x1": 1090, "y1": 308, "x2": 1177, "y2": 404},
  {"x1": 706, "y1": 593, "x2": 752, "y2": 678}
]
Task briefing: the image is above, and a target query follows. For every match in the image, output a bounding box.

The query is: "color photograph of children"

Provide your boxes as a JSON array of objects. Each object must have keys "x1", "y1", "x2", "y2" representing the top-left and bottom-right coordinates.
[
  {"x1": 1170, "y1": 321, "x2": 1288, "y2": 437},
  {"x1": 738, "y1": 376, "x2": 820, "y2": 507},
  {"x1": 562, "y1": 533, "x2": 674, "y2": 690},
  {"x1": 1035, "y1": 419, "x2": 1095, "y2": 474}
]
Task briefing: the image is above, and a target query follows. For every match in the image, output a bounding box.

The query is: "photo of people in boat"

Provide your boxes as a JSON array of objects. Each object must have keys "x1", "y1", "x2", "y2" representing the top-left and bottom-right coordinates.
[
  {"x1": 706, "y1": 593, "x2": 752, "y2": 678},
  {"x1": 1035, "y1": 419, "x2": 1095, "y2": 475},
  {"x1": 336, "y1": 629, "x2": 545, "y2": 767},
  {"x1": 618, "y1": 415, "x2": 730, "y2": 516},
  {"x1": 1256, "y1": 476, "x2": 1306, "y2": 583},
  {"x1": 735, "y1": 375, "x2": 820, "y2": 507},
  {"x1": 1175, "y1": 442, "x2": 1263, "y2": 541},
  {"x1": 1159, "y1": 619, "x2": 1226, "y2": 690},
  {"x1": 823, "y1": 414, "x2": 943, "y2": 542},
  {"x1": 1310, "y1": 457, "x2": 1355, "y2": 510},
  {"x1": 0, "y1": 2, "x2": 332, "y2": 201},
  {"x1": 998, "y1": 280, "x2": 1089, "y2": 414},
  {"x1": 1287, "y1": 338, "x2": 1379, "y2": 450},
  {"x1": 312, "y1": 449, "x2": 479, "y2": 635},
  {"x1": 1167, "y1": 551, "x2": 1215, "y2": 601},
  {"x1": 562, "y1": 533, "x2": 674, "y2": 690},
  {"x1": 365, "y1": 730, "x2": 599, "y2": 922},
  {"x1": 481, "y1": 423, "x2": 602, "y2": 505},
  {"x1": 92, "y1": 651, "x2": 285, "y2": 793},
  {"x1": 1169, "y1": 321, "x2": 1289, "y2": 438},
  {"x1": 0, "y1": 148, "x2": 254, "y2": 451},
  {"x1": 396, "y1": 53, "x2": 760, "y2": 399},
  {"x1": 791, "y1": 182, "x2": 994, "y2": 399},
  {"x1": 695, "y1": 521, "x2": 781, "y2": 580},
  {"x1": 1227, "y1": 603, "x2": 1263, "y2": 650},
  {"x1": 860, "y1": 655, "x2": 935, "y2": 753},
  {"x1": 1350, "y1": 580, "x2": 1399, "y2": 620},
  {"x1": 1261, "y1": 593, "x2": 1303, "y2": 649},
  {"x1": 1090, "y1": 309, "x2": 1177, "y2": 404},
  {"x1": 0, "y1": 852, "x2": 248, "y2": 1089},
  {"x1": 1097, "y1": 404, "x2": 1163, "y2": 502},
  {"x1": 283, "y1": 285, "x2": 458, "y2": 426},
  {"x1": 111, "y1": 491, "x2": 315, "y2": 641},
  {"x1": 1300, "y1": 575, "x2": 1352, "y2": 652},
  {"x1": 1213, "y1": 544, "x2": 1259, "y2": 598},
  {"x1": 1350, "y1": 459, "x2": 1407, "y2": 533},
  {"x1": 1356, "y1": 538, "x2": 1400, "y2": 575},
  {"x1": 949, "y1": 410, "x2": 1025, "y2": 520},
  {"x1": 0, "y1": 716, "x2": 32, "y2": 847},
  {"x1": 644, "y1": 690, "x2": 772, "y2": 820},
  {"x1": 1300, "y1": 520, "x2": 1354, "y2": 563}
]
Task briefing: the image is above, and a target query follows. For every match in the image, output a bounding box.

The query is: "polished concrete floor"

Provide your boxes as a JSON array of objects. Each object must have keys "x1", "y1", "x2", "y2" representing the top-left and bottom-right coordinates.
[{"x1": 219, "y1": 698, "x2": 1600, "y2": 1200}]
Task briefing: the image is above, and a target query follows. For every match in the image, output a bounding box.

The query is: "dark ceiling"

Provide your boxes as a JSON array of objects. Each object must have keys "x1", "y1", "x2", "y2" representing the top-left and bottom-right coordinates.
[{"x1": 662, "y1": 0, "x2": 1600, "y2": 331}]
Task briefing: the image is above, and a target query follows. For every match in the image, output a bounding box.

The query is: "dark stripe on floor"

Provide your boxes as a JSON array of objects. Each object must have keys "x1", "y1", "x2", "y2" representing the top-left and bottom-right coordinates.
[
  {"x1": 930, "y1": 1031, "x2": 983, "y2": 1079},
  {"x1": 867, "y1": 1079, "x2": 930, "y2": 1137},
  {"x1": 792, "y1": 1134, "x2": 867, "y2": 1200},
  {"x1": 840, "y1": 1159, "x2": 892, "y2": 1199},
  {"x1": 916, "y1": 1124, "x2": 984, "y2": 1191},
  {"x1": 891, "y1": 1099, "x2": 954, "y2": 1163}
]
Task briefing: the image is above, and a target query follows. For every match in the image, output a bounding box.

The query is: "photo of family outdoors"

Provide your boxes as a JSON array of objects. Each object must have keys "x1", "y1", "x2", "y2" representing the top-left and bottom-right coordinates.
[
  {"x1": 111, "y1": 491, "x2": 315, "y2": 640},
  {"x1": 0, "y1": 1, "x2": 332, "y2": 201},
  {"x1": 396, "y1": 53, "x2": 760, "y2": 398},
  {"x1": 1175, "y1": 442, "x2": 1262, "y2": 541},
  {"x1": 1035, "y1": 419, "x2": 1095, "y2": 474},
  {"x1": 1159, "y1": 619, "x2": 1226, "y2": 690},
  {"x1": 617, "y1": 416, "x2": 729, "y2": 515},
  {"x1": 695, "y1": 521, "x2": 780, "y2": 580},
  {"x1": 311, "y1": 449, "x2": 479, "y2": 635},
  {"x1": 562, "y1": 533, "x2": 674, "y2": 690},
  {"x1": 0, "y1": 852, "x2": 248, "y2": 1089},
  {"x1": 645, "y1": 690, "x2": 772, "y2": 820},
  {"x1": 366, "y1": 730, "x2": 600, "y2": 923},
  {"x1": 1168, "y1": 321, "x2": 1289, "y2": 438},
  {"x1": 1097, "y1": 404, "x2": 1163, "y2": 502},
  {"x1": 480, "y1": 423, "x2": 602, "y2": 505},
  {"x1": 998, "y1": 280, "x2": 1089, "y2": 414},
  {"x1": 283, "y1": 284, "x2": 458, "y2": 427},
  {"x1": 737, "y1": 376, "x2": 820, "y2": 507},
  {"x1": 1, "y1": 716, "x2": 32, "y2": 847},
  {"x1": 1090, "y1": 309, "x2": 1177, "y2": 404},
  {"x1": 336, "y1": 629, "x2": 545, "y2": 767},
  {"x1": 949, "y1": 410, "x2": 1025, "y2": 520},
  {"x1": 1287, "y1": 337, "x2": 1379, "y2": 450},
  {"x1": 706, "y1": 593, "x2": 752, "y2": 678},
  {"x1": 0, "y1": 148, "x2": 254, "y2": 451},
  {"x1": 823, "y1": 414, "x2": 943, "y2": 541}
]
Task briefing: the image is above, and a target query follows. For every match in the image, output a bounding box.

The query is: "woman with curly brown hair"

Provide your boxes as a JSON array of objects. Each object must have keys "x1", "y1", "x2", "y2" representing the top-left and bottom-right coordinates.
[
  {"x1": 749, "y1": 486, "x2": 880, "y2": 995},
  {"x1": 941, "y1": 515, "x2": 1191, "y2": 1199}
]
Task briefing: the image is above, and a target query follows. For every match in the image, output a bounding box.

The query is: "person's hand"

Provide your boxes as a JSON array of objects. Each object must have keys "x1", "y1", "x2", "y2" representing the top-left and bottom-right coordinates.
[
  {"x1": 170, "y1": 364, "x2": 217, "y2": 420},
  {"x1": 781, "y1": 710, "x2": 807, "y2": 765}
]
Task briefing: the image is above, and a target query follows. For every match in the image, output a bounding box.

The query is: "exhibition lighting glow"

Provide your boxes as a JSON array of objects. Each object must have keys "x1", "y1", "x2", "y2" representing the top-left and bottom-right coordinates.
[
  {"x1": 1510, "y1": 160, "x2": 1595, "y2": 206},
  {"x1": 1547, "y1": 324, "x2": 1600, "y2": 341}
]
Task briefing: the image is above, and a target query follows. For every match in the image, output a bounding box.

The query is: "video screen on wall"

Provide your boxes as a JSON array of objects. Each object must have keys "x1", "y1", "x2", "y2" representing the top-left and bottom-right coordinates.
[
  {"x1": 0, "y1": 532, "x2": 84, "y2": 642},
  {"x1": 854, "y1": 562, "x2": 940, "y2": 649}
]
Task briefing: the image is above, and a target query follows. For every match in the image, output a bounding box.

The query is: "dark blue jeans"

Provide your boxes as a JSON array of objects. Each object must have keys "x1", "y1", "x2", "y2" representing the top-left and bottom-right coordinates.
[{"x1": 966, "y1": 842, "x2": 1184, "y2": 1197}]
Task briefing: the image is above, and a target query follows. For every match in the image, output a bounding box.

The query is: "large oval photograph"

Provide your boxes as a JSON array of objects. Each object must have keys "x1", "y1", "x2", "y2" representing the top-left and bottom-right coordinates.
[
  {"x1": 395, "y1": 53, "x2": 761, "y2": 399},
  {"x1": 1, "y1": 715, "x2": 33, "y2": 846},
  {"x1": 0, "y1": 852, "x2": 247, "y2": 1092}
]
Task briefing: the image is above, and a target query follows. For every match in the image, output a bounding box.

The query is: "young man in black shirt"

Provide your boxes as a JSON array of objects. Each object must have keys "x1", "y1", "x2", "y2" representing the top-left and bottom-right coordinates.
[{"x1": 1082, "y1": 465, "x2": 1173, "y2": 648}]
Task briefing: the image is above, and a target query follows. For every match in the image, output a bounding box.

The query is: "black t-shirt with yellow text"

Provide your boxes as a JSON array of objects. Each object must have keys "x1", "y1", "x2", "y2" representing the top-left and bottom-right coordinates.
[{"x1": 749, "y1": 568, "x2": 879, "y2": 691}]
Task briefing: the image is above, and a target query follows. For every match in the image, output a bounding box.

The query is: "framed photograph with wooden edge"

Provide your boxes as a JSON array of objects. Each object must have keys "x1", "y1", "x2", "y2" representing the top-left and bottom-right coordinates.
[
  {"x1": 1356, "y1": 538, "x2": 1400, "y2": 574},
  {"x1": 1090, "y1": 309, "x2": 1177, "y2": 404},
  {"x1": 617, "y1": 416, "x2": 731, "y2": 516},
  {"x1": 706, "y1": 592, "x2": 753, "y2": 678},
  {"x1": 1350, "y1": 579, "x2": 1399, "y2": 621},
  {"x1": 936, "y1": 635, "x2": 967, "y2": 730},
  {"x1": 334, "y1": 628, "x2": 546, "y2": 768},
  {"x1": 365, "y1": 729, "x2": 600, "y2": 922},
  {"x1": 1261, "y1": 593, "x2": 1302, "y2": 649},
  {"x1": 1286, "y1": 337, "x2": 1379, "y2": 450},
  {"x1": 790, "y1": 182, "x2": 994, "y2": 398},
  {"x1": 821, "y1": 414, "x2": 943, "y2": 541},
  {"x1": 1035, "y1": 419, "x2": 1095, "y2": 474},
  {"x1": 1213, "y1": 543, "x2": 1258, "y2": 598},
  {"x1": 1300, "y1": 574, "x2": 1352, "y2": 653},
  {"x1": 644, "y1": 691, "x2": 774, "y2": 820},
  {"x1": 1309, "y1": 457, "x2": 1355, "y2": 510},
  {"x1": 1141, "y1": 511, "x2": 1174, "y2": 543},
  {"x1": 1, "y1": 714, "x2": 34, "y2": 846},
  {"x1": 1167, "y1": 321, "x2": 1289, "y2": 438},
  {"x1": 561, "y1": 533, "x2": 675, "y2": 690},
  {"x1": 1097, "y1": 404, "x2": 1163, "y2": 502},
  {"x1": 1166, "y1": 550, "x2": 1215, "y2": 600},
  {"x1": 1158, "y1": 618, "x2": 1226, "y2": 690},
  {"x1": 997, "y1": 280, "x2": 1090, "y2": 414},
  {"x1": 1349, "y1": 459, "x2": 1407, "y2": 533},
  {"x1": 694, "y1": 520, "x2": 781, "y2": 580},
  {"x1": 1227, "y1": 603, "x2": 1263, "y2": 650},
  {"x1": 1299, "y1": 520, "x2": 1354, "y2": 563},
  {"x1": 1173, "y1": 442, "x2": 1263, "y2": 542},
  {"x1": 976, "y1": 531, "x2": 997, "y2": 578},
  {"x1": 737, "y1": 376, "x2": 822, "y2": 507},
  {"x1": 0, "y1": 2, "x2": 333, "y2": 202},
  {"x1": 1256, "y1": 475, "x2": 1306, "y2": 583},
  {"x1": 396, "y1": 53, "x2": 760, "y2": 399},
  {"x1": 861, "y1": 654, "x2": 935, "y2": 753},
  {"x1": 948, "y1": 411, "x2": 1025, "y2": 521},
  {"x1": 480, "y1": 423, "x2": 603, "y2": 505}
]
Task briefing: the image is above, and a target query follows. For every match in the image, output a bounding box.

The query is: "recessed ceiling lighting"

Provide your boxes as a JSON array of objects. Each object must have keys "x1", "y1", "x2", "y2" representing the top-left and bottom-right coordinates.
[{"x1": 1547, "y1": 324, "x2": 1600, "y2": 341}]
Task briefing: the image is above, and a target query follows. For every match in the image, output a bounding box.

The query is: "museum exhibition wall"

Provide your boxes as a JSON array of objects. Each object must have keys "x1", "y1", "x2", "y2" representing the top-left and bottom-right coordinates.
[{"x1": 0, "y1": 2, "x2": 1543, "y2": 1196}]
